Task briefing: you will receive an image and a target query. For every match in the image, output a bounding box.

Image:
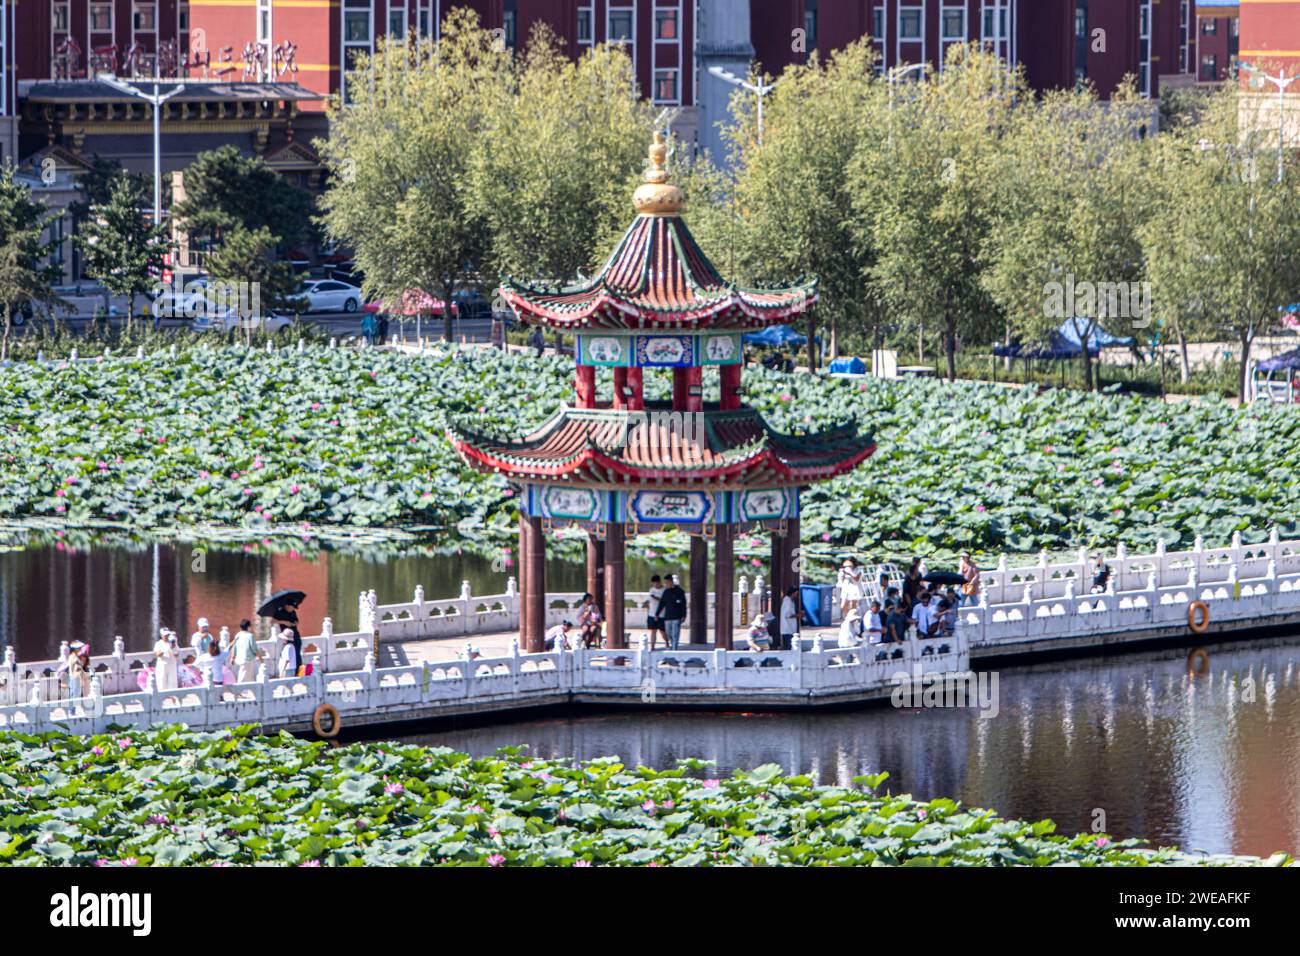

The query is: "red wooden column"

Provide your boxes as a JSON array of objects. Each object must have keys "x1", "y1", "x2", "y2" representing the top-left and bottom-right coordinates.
[
  {"x1": 689, "y1": 533, "x2": 709, "y2": 645},
  {"x1": 522, "y1": 513, "x2": 547, "y2": 653},
  {"x1": 612, "y1": 367, "x2": 629, "y2": 410},
  {"x1": 720, "y1": 364, "x2": 743, "y2": 410},
  {"x1": 575, "y1": 365, "x2": 596, "y2": 408},
  {"x1": 603, "y1": 523, "x2": 626, "y2": 648},
  {"x1": 672, "y1": 367, "x2": 689, "y2": 410},
  {"x1": 625, "y1": 367, "x2": 644, "y2": 410},
  {"x1": 714, "y1": 525, "x2": 734, "y2": 649},
  {"x1": 685, "y1": 366, "x2": 704, "y2": 412},
  {"x1": 586, "y1": 531, "x2": 605, "y2": 608}
]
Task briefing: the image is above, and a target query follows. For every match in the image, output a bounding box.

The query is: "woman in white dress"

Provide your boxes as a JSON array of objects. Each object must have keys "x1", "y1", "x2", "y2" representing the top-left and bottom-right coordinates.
[
  {"x1": 153, "y1": 629, "x2": 179, "y2": 691},
  {"x1": 838, "y1": 558, "x2": 865, "y2": 616}
]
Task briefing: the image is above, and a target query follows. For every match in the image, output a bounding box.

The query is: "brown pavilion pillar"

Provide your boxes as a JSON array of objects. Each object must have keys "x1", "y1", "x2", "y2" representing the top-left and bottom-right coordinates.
[
  {"x1": 689, "y1": 533, "x2": 708, "y2": 645},
  {"x1": 520, "y1": 511, "x2": 547, "y2": 653},
  {"x1": 768, "y1": 526, "x2": 785, "y2": 644},
  {"x1": 672, "y1": 367, "x2": 689, "y2": 410},
  {"x1": 785, "y1": 517, "x2": 801, "y2": 650},
  {"x1": 604, "y1": 522, "x2": 626, "y2": 648},
  {"x1": 612, "y1": 367, "x2": 629, "y2": 410},
  {"x1": 714, "y1": 525, "x2": 735, "y2": 649},
  {"x1": 586, "y1": 532, "x2": 605, "y2": 607}
]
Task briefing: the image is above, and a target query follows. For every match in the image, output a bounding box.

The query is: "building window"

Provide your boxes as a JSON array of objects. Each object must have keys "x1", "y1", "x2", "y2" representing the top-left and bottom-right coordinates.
[
  {"x1": 257, "y1": 0, "x2": 270, "y2": 43},
  {"x1": 418, "y1": 7, "x2": 429, "y2": 36},
  {"x1": 133, "y1": 2, "x2": 156, "y2": 31},
  {"x1": 389, "y1": 3, "x2": 405, "y2": 38},
  {"x1": 899, "y1": 6, "x2": 922, "y2": 41},
  {"x1": 178, "y1": 1, "x2": 188, "y2": 31},
  {"x1": 1199, "y1": 54, "x2": 1217, "y2": 82},
  {"x1": 503, "y1": 0, "x2": 516, "y2": 47},
  {"x1": 342, "y1": 0, "x2": 373, "y2": 102},
  {"x1": 608, "y1": 6, "x2": 633, "y2": 44},
  {"x1": 1201, "y1": 19, "x2": 1216, "y2": 36},
  {"x1": 52, "y1": 1, "x2": 70, "y2": 32},
  {"x1": 942, "y1": 8, "x2": 965, "y2": 41},
  {"x1": 803, "y1": 0, "x2": 817, "y2": 49},
  {"x1": 1138, "y1": 1, "x2": 1151, "y2": 95},
  {"x1": 654, "y1": 69, "x2": 678, "y2": 103},
  {"x1": 656, "y1": 7, "x2": 677, "y2": 40},
  {"x1": 578, "y1": 6, "x2": 593, "y2": 44},
  {"x1": 873, "y1": 7, "x2": 884, "y2": 41},
  {"x1": 49, "y1": 217, "x2": 65, "y2": 268},
  {"x1": 90, "y1": 3, "x2": 113, "y2": 32},
  {"x1": 344, "y1": 0, "x2": 371, "y2": 44}
]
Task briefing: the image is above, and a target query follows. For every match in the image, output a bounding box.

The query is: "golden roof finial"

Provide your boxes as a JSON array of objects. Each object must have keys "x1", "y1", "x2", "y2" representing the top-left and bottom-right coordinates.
[{"x1": 633, "y1": 131, "x2": 684, "y2": 216}]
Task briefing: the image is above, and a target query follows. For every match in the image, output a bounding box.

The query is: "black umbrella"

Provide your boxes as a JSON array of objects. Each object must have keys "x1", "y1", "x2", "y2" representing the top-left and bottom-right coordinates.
[
  {"x1": 257, "y1": 589, "x2": 306, "y2": 619},
  {"x1": 922, "y1": 571, "x2": 965, "y2": 587}
]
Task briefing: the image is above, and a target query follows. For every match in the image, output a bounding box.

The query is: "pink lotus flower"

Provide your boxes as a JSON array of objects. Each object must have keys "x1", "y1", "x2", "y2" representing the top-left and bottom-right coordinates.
[
  {"x1": 779, "y1": 393, "x2": 792, "y2": 402},
  {"x1": 702, "y1": 779, "x2": 720, "y2": 789},
  {"x1": 572, "y1": 860, "x2": 591, "y2": 867},
  {"x1": 661, "y1": 800, "x2": 675, "y2": 809},
  {"x1": 1094, "y1": 836, "x2": 1110, "y2": 848},
  {"x1": 487, "y1": 826, "x2": 499, "y2": 837},
  {"x1": 298, "y1": 860, "x2": 321, "y2": 867},
  {"x1": 64, "y1": 476, "x2": 77, "y2": 485},
  {"x1": 117, "y1": 737, "x2": 132, "y2": 749},
  {"x1": 231, "y1": 471, "x2": 240, "y2": 479},
  {"x1": 821, "y1": 532, "x2": 831, "y2": 541},
  {"x1": 311, "y1": 402, "x2": 322, "y2": 411},
  {"x1": 147, "y1": 814, "x2": 169, "y2": 825},
  {"x1": 975, "y1": 504, "x2": 986, "y2": 512},
  {"x1": 289, "y1": 485, "x2": 300, "y2": 495},
  {"x1": 641, "y1": 800, "x2": 656, "y2": 812},
  {"x1": 1044, "y1": 445, "x2": 1054, "y2": 453},
  {"x1": 466, "y1": 804, "x2": 485, "y2": 813},
  {"x1": 198, "y1": 470, "x2": 210, "y2": 479},
  {"x1": 384, "y1": 782, "x2": 404, "y2": 796},
  {"x1": 1092, "y1": 478, "x2": 1103, "y2": 486},
  {"x1": 487, "y1": 854, "x2": 505, "y2": 867},
  {"x1": 917, "y1": 809, "x2": 928, "y2": 819},
  {"x1": 54, "y1": 505, "x2": 65, "y2": 514},
  {"x1": 120, "y1": 857, "x2": 138, "y2": 867},
  {"x1": 55, "y1": 488, "x2": 66, "y2": 497}
]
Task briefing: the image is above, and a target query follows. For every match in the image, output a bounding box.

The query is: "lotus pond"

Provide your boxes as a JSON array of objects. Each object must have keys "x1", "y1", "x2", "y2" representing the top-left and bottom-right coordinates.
[
  {"x1": 0, "y1": 726, "x2": 1287, "y2": 867},
  {"x1": 1, "y1": 345, "x2": 1297, "y2": 563}
]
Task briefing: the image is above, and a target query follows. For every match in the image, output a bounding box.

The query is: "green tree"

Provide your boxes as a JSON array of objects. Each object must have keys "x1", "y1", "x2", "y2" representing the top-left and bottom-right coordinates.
[
  {"x1": 1141, "y1": 83, "x2": 1300, "y2": 397},
  {"x1": 857, "y1": 46, "x2": 1020, "y2": 380},
  {"x1": 470, "y1": 26, "x2": 655, "y2": 287},
  {"x1": 319, "y1": 9, "x2": 510, "y2": 341},
  {"x1": 74, "y1": 172, "x2": 170, "y2": 334},
  {"x1": 982, "y1": 82, "x2": 1154, "y2": 391},
  {"x1": 205, "y1": 225, "x2": 302, "y2": 339},
  {"x1": 174, "y1": 144, "x2": 315, "y2": 249},
  {"x1": 0, "y1": 165, "x2": 60, "y2": 360},
  {"x1": 722, "y1": 40, "x2": 885, "y2": 370}
]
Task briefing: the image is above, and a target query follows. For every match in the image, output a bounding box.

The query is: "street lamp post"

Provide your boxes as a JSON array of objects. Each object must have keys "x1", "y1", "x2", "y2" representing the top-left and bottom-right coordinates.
[
  {"x1": 708, "y1": 65, "x2": 777, "y2": 145},
  {"x1": 96, "y1": 73, "x2": 184, "y2": 227},
  {"x1": 1239, "y1": 62, "x2": 1300, "y2": 183}
]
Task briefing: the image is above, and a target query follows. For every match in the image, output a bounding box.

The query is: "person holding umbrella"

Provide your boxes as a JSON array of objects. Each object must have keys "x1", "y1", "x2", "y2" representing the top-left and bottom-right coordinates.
[{"x1": 258, "y1": 590, "x2": 306, "y2": 676}]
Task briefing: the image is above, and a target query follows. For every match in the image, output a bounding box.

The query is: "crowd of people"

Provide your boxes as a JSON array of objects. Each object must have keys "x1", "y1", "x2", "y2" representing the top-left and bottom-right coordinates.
[
  {"x1": 60, "y1": 598, "x2": 309, "y2": 702},
  {"x1": 832, "y1": 554, "x2": 983, "y2": 654}
]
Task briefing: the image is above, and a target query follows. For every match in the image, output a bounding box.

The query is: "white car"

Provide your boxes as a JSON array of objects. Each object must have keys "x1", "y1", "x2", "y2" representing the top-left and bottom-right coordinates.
[
  {"x1": 297, "y1": 279, "x2": 362, "y2": 313},
  {"x1": 191, "y1": 310, "x2": 292, "y2": 335}
]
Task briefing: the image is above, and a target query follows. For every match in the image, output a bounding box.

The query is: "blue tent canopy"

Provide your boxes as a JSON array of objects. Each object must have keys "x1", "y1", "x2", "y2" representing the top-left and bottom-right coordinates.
[
  {"x1": 1256, "y1": 346, "x2": 1300, "y2": 372},
  {"x1": 743, "y1": 324, "x2": 809, "y2": 348},
  {"x1": 993, "y1": 319, "x2": 1135, "y2": 360}
]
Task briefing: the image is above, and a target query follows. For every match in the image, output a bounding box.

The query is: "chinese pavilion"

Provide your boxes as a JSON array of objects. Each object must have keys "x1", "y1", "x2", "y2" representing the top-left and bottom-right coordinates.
[{"x1": 450, "y1": 133, "x2": 876, "y2": 652}]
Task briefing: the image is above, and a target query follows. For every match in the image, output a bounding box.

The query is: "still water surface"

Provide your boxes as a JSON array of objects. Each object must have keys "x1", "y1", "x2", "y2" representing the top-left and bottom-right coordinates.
[
  {"x1": 3, "y1": 542, "x2": 1298, "y2": 858},
  {"x1": 404, "y1": 639, "x2": 1300, "y2": 859}
]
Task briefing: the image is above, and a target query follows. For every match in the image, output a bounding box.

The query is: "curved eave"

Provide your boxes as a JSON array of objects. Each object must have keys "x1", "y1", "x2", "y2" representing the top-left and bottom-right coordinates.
[
  {"x1": 448, "y1": 430, "x2": 875, "y2": 487},
  {"x1": 498, "y1": 286, "x2": 818, "y2": 332}
]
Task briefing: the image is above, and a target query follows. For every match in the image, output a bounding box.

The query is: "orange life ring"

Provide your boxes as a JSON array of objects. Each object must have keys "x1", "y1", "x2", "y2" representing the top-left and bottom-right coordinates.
[
  {"x1": 1187, "y1": 601, "x2": 1210, "y2": 634},
  {"x1": 312, "y1": 702, "x2": 341, "y2": 739},
  {"x1": 1187, "y1": 647, "x2": 1210, "y2": 676}
]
